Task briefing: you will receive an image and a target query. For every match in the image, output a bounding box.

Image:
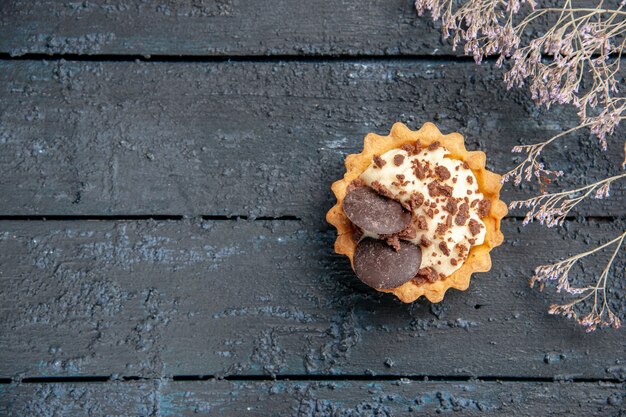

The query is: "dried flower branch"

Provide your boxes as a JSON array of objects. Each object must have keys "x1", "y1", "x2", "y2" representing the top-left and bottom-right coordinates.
[
  {"x1": 531, "y1": 230, "x2": 625, "y2": 332},
  {"x1": 415, "y1": 0, "x2": 626, "y2": 330},
  {"x1": 510, "y1": 172, "x2": 626, "y2": 227}
]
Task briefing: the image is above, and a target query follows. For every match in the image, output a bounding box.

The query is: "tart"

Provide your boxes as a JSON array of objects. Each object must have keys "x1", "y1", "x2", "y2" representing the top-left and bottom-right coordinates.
[{"x1": 326, "y1": 122, "x2": 507, "y2": 303}]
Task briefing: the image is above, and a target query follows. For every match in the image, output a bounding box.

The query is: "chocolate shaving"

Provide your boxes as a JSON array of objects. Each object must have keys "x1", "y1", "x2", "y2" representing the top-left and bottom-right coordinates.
[
  {"x1": 420, "y1": 236, "x2": 431, "y2": 247},
  {"x1": 455, "y1": 202, "x2": 470, "y2": 226},
  {"x1": 412, "y1": 159, "x2": 426, "y2": 180},
  {"x1": 478, "y1": 199, "x2": 491, "y2": 218},
  {"x1": 392, "y1": 174, "x2": 409, "y2": 187},
  {"x1": 401, "y1": 143, "x2": 419, "y2": 155},
  {"x1": 455, "y1": 243, "x2": 468, "y2": 255},
  {"x1": 443, "y1": 198, "x2": 458, "y2": 215},
  {"x1": 468, "y1": 219, "x2": 482, "y2": 236},
  {"x1": 436, "y1": 222, "x2": 448, "y2": 236},
  {"x1": 385, "y1": 235, "x2": 401, "y2": 252},
  {"x1": 398, "y1": 225, "x2": 417, "y2": 240},
  {"x1": 435, "y1": 166, "x2": 451, "y2": 181},
  {"x1": 425, "y1": 208, "x2": 435, "y2": 219},
  {"x1": 370, "y1": 181, "x2": 395, "y2": 199},
  {"x1": 427, "y1": 181, "x2": 453, "y2": 198},
  {"x1": 428, "y1": 141, "x2": 440, "y2": 151},
  {"x1": 416, "y1": 215, "x2": 429, "y2": 230},
  {"x1": 413, "y1": 267, "x2": 440, "y2": 284},
  {"x1": 346, "y1": 178, "x2": 365, "y2": 194},
  {"x1": 393, "y1": 154, "x2": 405, "y2": 166},
  {"x1": 407, "y1": 192, "x2": 425, "y2": 210},
  {"x1": 439, "y1": 241, "x2": 451, "y2": 256},
  {"x1": 373, "y1": 154, "x2": 386, "y2": 168}
]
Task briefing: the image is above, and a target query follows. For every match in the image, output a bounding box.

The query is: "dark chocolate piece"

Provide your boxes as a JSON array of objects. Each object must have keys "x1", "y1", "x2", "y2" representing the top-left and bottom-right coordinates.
[
  {"x1": 354, "y1": 238, "x2": 422, "y2": 290},
  {"x1": 342, "y1": 186, "x2": 411, "y2": 235}
]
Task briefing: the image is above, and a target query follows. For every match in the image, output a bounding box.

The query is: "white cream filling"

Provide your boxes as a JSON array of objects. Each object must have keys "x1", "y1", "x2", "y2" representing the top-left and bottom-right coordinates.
[{"x1": 360, "y1": 146, "x2": 486, "y2": 277}]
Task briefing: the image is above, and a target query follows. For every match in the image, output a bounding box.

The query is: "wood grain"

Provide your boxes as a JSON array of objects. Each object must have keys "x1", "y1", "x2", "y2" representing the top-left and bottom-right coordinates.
[
  {"x1": 0, "y1": 60, "x2": 623, "y2": 219},
  {"x1": 1, "y1": 218, "x2": 624, "y2": 379},
  {"x1": 0, "y1": 0, "x2": 620, "y2": 58},
  {"x1": 1, "y1": 379, "x2": 624, "y2": 416},
  {"x1": 0, "y1": 0, "x2": 455, "y2": 57}
]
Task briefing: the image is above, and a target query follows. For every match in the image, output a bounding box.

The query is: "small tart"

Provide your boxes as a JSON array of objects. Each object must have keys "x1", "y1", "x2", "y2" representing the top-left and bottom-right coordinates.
[{"x1": 326, "y1": 122, "x2": 507, "y2": 303}]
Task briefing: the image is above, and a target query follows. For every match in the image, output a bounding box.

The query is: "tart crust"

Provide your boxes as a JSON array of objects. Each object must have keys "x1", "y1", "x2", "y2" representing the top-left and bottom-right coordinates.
[{"x1": 326, "y1": 122, "x2": 507, "y2": 303}]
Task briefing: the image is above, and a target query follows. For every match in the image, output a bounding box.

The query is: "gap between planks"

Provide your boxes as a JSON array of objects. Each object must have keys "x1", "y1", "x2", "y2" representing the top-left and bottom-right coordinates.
[
  {"x1": 2, "y1": 375, "x2": 623, "y2": 385},
  {"x1": 0, "y1": 52, "x2": 485, "y2": 64},
  {"x1": 0, "y1": 52, "x2": 620, "y2": 63},
  {"x1": 0, "y1": 215, "x2": 619, "y2": 222}
]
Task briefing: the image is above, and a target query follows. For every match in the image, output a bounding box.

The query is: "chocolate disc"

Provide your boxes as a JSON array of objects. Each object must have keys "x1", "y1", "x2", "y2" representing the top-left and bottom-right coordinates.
[
  {"x1": 343, "y1": 187, "x2": 411, "y2": 235},
  {"x1": 354, "y1": 238, "x2": 422, "y2": 290}
]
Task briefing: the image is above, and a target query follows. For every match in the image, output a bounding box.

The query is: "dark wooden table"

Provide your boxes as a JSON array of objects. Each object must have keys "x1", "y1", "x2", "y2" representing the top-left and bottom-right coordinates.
[{"x1": 0, "y1": 1, "x2": 624, "y2": 415}]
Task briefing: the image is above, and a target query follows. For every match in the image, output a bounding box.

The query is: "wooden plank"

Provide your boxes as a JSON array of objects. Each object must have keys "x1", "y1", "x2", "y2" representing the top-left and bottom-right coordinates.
[
  {"x1": 0, "y1": 0, "x2": 451, "y2": 57},
  {"x1": 1, "y1": 218, "x2": 624, "y2": 379},
  {"x1": 0, "y1": 60, "x2": 623, "y2": 218},
  {"x1": 0, "y1": 0, "x2": 618, "y2": 58},
  {"x1": 0, "y1": 381, "x2": 156, "y2": 416},
  {"x1": 1, "y1": 380, "x2": 624, "y2": 416}
]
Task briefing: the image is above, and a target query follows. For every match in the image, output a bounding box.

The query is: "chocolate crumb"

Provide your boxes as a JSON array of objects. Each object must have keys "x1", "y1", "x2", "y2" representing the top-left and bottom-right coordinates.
[
  {"x1": 393, "y1": 154, "x2": 405, "y2": 166},
  {"x1": 420, "y1": 236, "x2": 431, "y2": 247},
  {"x1": 455, "y1": 202, "x2": 470, "y2": 226},
  {"x1": 439, "y1": 241, "x2": 451, "y2": 256},
  {"x1": 373, "y1": 154, "x2": 386, "y2": 168},
  {"x1": 412, "y1": 159, "x2": 426, "y2": 180},
  {"x1": 416, "y1": 215, "x2": 428, "y2": 230},
  {"x1": 468, "y1": 219, "x2": 482, "y2": 236},
  {"x1": 450, "y1": 258, "x2": 458, "y2": 266},
  {"x1": 455, "y1": 243, "x2": 468, "y2": 255},
  {"x1": 346, "y1": 178, "x2": 365, "y2": 194},
  {"x1": 428, "y1": 141, "x2": 440, "y2": 151},
  {"x1": 385, "y1": 235, "x2": 401, "y2": 251},
  {"x1": 436, "y1": 222, "x2": 448, "y2": 236},
  {"x1": 398, "y1": 225, "x2": 417, "y2": 240},
  {"x1": 413, "y1": 267, "x2": 439, "y2": 284},
  {"x1": 408, "y1": 192, "x2": 424, "y2": 210},
  {"x1": 462, "y1": 161, "x2": 470, "y2": 169},
  {"x1": 425, "y1": 208, "x2": 435, "y2": 219},
  {"x1": 370, "y1": 181, "x2": 394, "y2": 199},
  {"x1": 468, "y1": 238, "x2": 476, "y2": 245},
  {"x1": 467, "y1": 190, "x2": 473, "y2": 195},
  {"x1": 435, "y1": 165, "x2": 451, "y2": 181},
  {"x1": 428, "y1": 181, "x2": 453, "y2": 198},
  {"x1": 401, "y1": 143, "x2": 419, "y2": 155},
  {"x1": 392, "y1": 174, "x2": 409, "y2": 187},
  {"x1": 466, "y1": 175, "x2": 474, "y2": 184},
  {"x1": 478, "y1": 199, "x2": 492, "y2": 218},
  {"x1": 443, "y1": 198, "x2": 458, "y2": 215},
  {"x1": 452, "y1": 177, "x2": 457, "y2": 183}
]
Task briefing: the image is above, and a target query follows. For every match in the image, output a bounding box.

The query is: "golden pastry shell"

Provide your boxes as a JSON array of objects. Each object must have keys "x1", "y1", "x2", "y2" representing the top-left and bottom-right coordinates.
[{"x1": 326, "y1": 122, "x2": 507, "y2": 303}]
